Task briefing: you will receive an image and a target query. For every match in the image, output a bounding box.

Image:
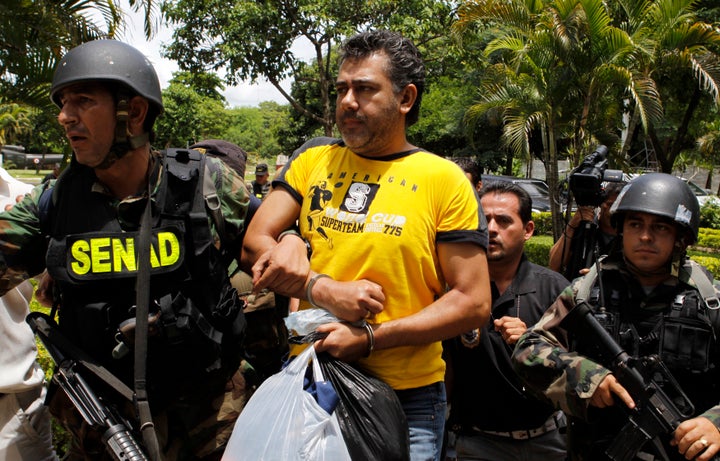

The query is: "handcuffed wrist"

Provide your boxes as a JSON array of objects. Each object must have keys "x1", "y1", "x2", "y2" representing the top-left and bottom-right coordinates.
[
  {"x1": 362, "y1": 321, "x2": 375, "y2": 357},
  {"x1": 278, "y1": 229, "x2": 301, "y2": 242},
  {"x1": 278, "y1": 229, "x2": 312, "y2": 258},
  {"x1": 306, "y1": 273, "x2": 331, "y2": 308}
]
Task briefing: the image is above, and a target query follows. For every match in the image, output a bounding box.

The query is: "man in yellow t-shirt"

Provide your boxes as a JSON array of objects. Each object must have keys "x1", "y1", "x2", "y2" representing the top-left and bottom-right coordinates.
[{"x1": 242, "y1": 30, "x2": 491, "y2": 461}]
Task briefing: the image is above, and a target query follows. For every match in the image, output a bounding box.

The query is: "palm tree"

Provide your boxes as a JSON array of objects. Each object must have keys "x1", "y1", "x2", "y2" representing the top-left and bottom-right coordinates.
[
  {"x1": 455, "y1": 0, "x2": 663, "y2": 238},
  {"x1": 615, "y1": 0, "x2": 720, "y2": 172},
  {"x1": 0, "y1": 0, "x2": 124, "y2": 109},
  {"x1": 126, "y1": 0, "x2": 161, "y2": 40},
  {"x1": 0, "y1": 101, "x2": 32, "y2": 146}
]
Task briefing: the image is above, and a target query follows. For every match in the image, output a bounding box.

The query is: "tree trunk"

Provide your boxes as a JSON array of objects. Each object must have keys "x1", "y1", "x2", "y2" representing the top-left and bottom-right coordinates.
[
  {"x1": 620, "y1": 104, "x2": 640, "y2": 163},
  {"x1": 665, "y1": 86, "x2": 702, "y2": 173},
  {"x1": 651, "y1": 86, "x2": 702, "y2": 173},
  {"x1": 504, "y1": 150, "x2": 513, "y2": 175},
  {"x1": 544, "y1": 117, "x2": 563, "y2": 241}
]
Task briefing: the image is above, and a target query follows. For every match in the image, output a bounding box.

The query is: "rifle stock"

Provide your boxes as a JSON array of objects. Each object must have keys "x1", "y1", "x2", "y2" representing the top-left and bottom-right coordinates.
[
  {"x1": 561, "y1": 302, "x2": 694, "y2": 461},
  {"x1": 27, "y1": 312, "x2": 148, "y2": 461}
]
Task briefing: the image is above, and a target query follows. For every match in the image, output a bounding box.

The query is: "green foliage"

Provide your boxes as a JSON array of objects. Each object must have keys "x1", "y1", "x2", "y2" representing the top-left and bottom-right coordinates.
[
  {"x1": 454, "y1": 0, "x2": 720, "y2": 237},
  {"x1": 0, "y1": 102, "x2": 33, "y2": 145},
  {"x1": 410, "y1": 76, "x2": 485, "y2": 157},
  {"x1": 169, "y1": 71, "x2": 226, "y2": 102},
  {"x1": 689, "y1": 254, "x2": 720, "y2": 279},
  {"x1": 154, "y1": 81, "x2": 228, "y2": 148},
  {"x1": 525, "y1": 235, "x2": 553, "y2": 267},
  {"x1": 1, "y1": 0, "x2": 122, "y2": 110},
  {"x1": 15, "y1": 109, "x2": 67, "y2": 156},
  {"x1": 700, "y1": 199, "x2": 720, "y2": 229},
  {"x1": 155, "y1": 67, "x2": 293, "y2": 157},
  {"x1": 223, "y1": 104, "x2": 287, "y2": 158},
  {"x1": 531, "y1": 212, "x2": 553, "y2": 236},
  {"x1": 276, "y1": 60, "x2": 332, "y2": 153},
  {"x1": 697, "y1": 227, "x2": 720, "y2": 249},
  {"x1": 163, "y1": 0, "x2": 463, "y2": 138}
]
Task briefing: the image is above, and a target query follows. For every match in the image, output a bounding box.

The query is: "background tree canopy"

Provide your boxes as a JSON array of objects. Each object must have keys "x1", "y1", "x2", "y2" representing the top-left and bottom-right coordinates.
[{"x1": 3, "y1": 0, "x2": 720, "y2": 244}]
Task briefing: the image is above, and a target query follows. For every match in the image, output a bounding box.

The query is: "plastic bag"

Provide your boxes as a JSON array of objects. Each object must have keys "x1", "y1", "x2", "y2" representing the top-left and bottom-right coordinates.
[
  {"x1": 285, "y1": 308, "x2": 340, "y2": 336},
  {"x1": 222, "y1": 346, "x2": 351, "y2": 461},
  {"x1": 318, "y1": 353, "x2": 410, "y2": 461}
]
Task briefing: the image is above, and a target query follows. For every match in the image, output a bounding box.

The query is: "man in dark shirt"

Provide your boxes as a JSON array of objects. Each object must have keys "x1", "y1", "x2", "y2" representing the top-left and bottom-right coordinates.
[
  {"x1": 251, "y1": 162, "x2": 271, "y2": 200},
  {"x1": 446, "y1": 180, "x2": 568, "y2": 461},
  {"x1": 42, "y1": 163, "x2": 61, "y2": 183}
]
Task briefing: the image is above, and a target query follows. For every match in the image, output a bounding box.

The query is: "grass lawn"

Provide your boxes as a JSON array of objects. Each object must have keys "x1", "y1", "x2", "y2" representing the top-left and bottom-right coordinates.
[{"x1": 7, "y1": 169, "x2": 51, "y2": 185}]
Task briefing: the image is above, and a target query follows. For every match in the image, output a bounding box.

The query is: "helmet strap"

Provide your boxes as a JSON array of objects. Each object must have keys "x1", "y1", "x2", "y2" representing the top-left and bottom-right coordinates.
[
  {"x1": 95, "y1": 95, "x2": 149, "y2": 170},
  {"x1": 670, "y1": 240, "x2": 688, "y2": 278}
]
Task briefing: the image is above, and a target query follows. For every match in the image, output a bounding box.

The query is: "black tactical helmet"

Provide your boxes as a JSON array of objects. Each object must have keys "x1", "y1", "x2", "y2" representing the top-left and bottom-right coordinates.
[
  {"x1": 610, "y1": 173, "x2": 700, "y2": 244},
  {"x1": 50, "y1": 39, "x2": 163, "y2": 114}
]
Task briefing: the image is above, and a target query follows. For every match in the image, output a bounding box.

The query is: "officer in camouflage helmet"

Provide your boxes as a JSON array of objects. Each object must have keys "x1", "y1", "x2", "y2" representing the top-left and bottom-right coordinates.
[
  {"x1": 0, "y1": 40, "x2": 254, "y2": 460},
  {"x1": 512, "y1": 173, "x2": 720, "y2": 461}
]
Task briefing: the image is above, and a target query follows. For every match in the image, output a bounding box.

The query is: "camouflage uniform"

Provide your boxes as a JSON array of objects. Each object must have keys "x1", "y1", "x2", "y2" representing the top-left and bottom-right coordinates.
[
  {"x1": 512, "y1": 254, "x2": 720, "y2": 461},
  {"x1": 0, "y1": 152, "x2": 251, "y2": 461}
]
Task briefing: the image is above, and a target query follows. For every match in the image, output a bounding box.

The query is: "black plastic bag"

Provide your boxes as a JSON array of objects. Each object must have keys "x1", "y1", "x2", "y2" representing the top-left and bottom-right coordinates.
[{"x1": 317, "y1": 352, "x2": 410, "y2": 461}]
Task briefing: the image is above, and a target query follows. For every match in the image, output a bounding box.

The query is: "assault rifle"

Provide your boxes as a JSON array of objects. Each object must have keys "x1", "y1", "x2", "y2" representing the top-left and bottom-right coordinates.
[
  {"x1": 561, "y1": 302, "x2": 696, "y2": 461},
  {"x1": 27, "y1": 312, "x2": 148, "y2": 461}
]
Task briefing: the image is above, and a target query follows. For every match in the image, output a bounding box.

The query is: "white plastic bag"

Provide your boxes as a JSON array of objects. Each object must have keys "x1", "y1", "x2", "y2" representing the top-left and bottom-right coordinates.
[
  {"x1": 284, "y1": 308, "x2": 341, "y2": 336},
  {"x1": 222, "y1": 346, "x2": 351, "y2": 461}
]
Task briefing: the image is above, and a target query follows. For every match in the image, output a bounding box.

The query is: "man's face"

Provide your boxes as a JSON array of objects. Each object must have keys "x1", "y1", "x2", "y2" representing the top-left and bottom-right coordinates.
[
  {"x1": 255, "y1": 173, "x2": 269, "y2": 185},
  {"x1": 335, "y1": 52, "x2": 406, "y2": 157},
  {"x1": 622, "y1": 212, "x2": 678, "y2": 273},
  {"x1": 599, "y1": 192, "x2": 619, "y2": 232},
  {"x1": 481, "y1": 192, "x2": 534, "y2": 264},
  {"x1": 56, "y1": 83, "x2": 116, "y2": 168}
]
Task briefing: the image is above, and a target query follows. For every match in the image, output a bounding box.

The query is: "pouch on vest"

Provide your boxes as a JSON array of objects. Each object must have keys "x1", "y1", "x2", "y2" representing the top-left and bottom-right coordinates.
[{"x1": 660, "y1": 290, "x2": 715, "y2": 373}]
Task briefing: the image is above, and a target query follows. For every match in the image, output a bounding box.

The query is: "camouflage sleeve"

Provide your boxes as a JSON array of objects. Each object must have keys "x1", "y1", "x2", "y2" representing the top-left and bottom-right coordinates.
[
  {"x1": 208, "y1": 156, "x2": 250, "y2": 243},
  {"x1": 700, "y1": 406, "x2": 720, "y2": 430},
  {"x1": 0, "y1": 182, "x2": 49, "y2": 294},
  {"x1": 511, "y1": 283, "x2": 612, "y2": 420}
]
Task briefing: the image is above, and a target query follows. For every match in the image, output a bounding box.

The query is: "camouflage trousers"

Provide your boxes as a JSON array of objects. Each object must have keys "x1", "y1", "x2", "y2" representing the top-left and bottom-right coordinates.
[{"x1": 49, "y1": 368, "x2": 253, "y2": 461}]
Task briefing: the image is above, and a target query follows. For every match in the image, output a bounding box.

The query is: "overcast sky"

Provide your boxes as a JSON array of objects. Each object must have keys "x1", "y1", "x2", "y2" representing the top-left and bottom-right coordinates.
[{"x1": 114, "y1": 2, "x2": 303, "y2": 108}]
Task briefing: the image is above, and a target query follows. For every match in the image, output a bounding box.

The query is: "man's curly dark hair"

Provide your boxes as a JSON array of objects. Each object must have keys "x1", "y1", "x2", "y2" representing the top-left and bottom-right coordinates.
[{"x1": 339, "y1": 30, "x2": 425, "y2": 127}]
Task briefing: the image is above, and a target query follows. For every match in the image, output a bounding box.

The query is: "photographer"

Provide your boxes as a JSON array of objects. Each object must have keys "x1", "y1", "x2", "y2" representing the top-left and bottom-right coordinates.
[
  {"x1": 549, "y1": 182, "x2": 624, "y2": 278},
  {"x1": 549, "y1": 146, "x2": 624, "y2": 280}
]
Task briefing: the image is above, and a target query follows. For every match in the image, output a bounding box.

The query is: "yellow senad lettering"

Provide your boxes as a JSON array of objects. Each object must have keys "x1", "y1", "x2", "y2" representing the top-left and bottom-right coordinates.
[
  {"x1": 91, "y1": 238, "x2": 112, "y2": 273},
  {"x1": 157, "y1": 232, "x2": 180, "y2": 266},
  {"x1": 149, "y1": 245, "x2": 160, "y2": 268},
  {"x1": 113, "y1": 237, "x2": 136, "y2": 272},
  {"x1": 70, "y1": 240, "x2": 91, "y2": 275}
]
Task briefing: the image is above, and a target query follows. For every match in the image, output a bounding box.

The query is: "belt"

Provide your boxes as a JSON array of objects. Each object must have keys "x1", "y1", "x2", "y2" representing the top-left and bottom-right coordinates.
[{"x1": 471, "y1": 412, "x2": 562, "y2": 440}]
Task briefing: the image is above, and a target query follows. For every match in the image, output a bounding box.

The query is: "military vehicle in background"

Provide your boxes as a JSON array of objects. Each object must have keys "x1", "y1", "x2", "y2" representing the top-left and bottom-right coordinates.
[{"x1": 1, "y1": 145, "x2": 64, "y2": 170}]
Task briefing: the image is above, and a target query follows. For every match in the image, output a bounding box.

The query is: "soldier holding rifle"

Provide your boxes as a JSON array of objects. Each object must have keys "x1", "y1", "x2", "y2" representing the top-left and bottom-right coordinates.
[
  {"x1": 513, "y1": 173, "x2": 720, "y2": 461},
  {"x1": 1, "y1": 39, "x2": 253, "y2": 460}
]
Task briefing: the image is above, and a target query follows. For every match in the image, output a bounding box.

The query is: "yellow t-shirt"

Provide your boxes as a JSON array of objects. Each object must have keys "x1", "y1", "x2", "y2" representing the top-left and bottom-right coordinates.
[{"x1": 280, "y1": 139, "x2": 487, "y2": 389}]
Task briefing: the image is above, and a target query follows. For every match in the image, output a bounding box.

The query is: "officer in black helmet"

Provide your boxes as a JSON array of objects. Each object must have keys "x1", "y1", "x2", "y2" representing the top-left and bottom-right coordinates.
[
  {"x1": 513, "y1": 173, "x2": 720, "y2": 461},
  {"x1": 0, "y1": 40, "x2": 256, "y2": 460}
]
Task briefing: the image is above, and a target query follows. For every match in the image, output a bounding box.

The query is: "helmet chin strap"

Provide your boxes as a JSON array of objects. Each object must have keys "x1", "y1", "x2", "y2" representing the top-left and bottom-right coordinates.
[{"x1": 95, "y1": 97, "x2": 149, "y2": 170}]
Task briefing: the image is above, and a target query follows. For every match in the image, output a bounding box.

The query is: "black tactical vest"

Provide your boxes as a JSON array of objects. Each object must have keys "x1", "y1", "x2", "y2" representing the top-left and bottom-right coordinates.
[
  {"x1": 42, "y1": 149, "x2": 246, "y2": 404},
  {"x1": 569, "y1": 262, "x2": 720, "y2": 460}
]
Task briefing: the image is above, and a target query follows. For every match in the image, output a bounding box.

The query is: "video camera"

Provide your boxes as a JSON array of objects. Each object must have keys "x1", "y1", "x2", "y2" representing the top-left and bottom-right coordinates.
[{"x1": 569, "y1": 145, "x2": 624, "y2": 207}]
